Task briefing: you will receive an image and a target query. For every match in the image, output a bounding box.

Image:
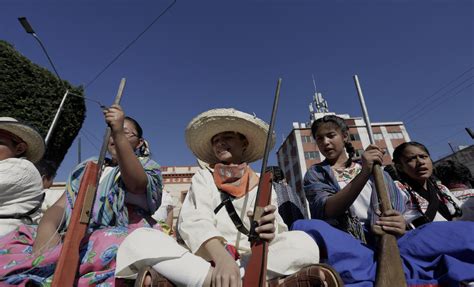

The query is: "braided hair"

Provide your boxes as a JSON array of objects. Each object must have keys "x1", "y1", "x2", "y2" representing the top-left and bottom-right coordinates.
[
  {"x1": 311, "y1": 115, "x2": 355, "y2": 168},
  {"x1": 125, "y1": 116, "x2": 151, "y2": 157},
  {"x1": 393, "y1": 142, "x2": 462, "y2": 221}
]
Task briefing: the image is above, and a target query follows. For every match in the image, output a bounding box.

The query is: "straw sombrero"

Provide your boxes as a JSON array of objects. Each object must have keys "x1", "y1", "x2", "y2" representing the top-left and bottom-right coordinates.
[
  {"x1": 185, "y1": 108, "x2": 275, "y2": 164},
  {"x1": 0, "y1": 117, "x2": 45, "y2": 163}
]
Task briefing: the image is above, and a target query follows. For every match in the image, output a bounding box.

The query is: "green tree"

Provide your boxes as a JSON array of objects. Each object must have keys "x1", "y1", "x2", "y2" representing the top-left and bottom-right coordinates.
[{"x1": 0, "y1": 40, "x2": 86, "y2": 172}]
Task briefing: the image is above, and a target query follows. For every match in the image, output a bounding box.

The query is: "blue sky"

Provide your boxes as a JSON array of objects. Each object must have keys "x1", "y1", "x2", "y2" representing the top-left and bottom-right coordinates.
[{"x1": 2, "y1": 0, "x2": 473, "y2": 181}]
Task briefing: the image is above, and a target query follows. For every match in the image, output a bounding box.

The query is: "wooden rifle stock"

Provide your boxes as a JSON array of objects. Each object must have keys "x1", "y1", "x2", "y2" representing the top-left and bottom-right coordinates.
[
  {"x1": 52, "y1": 78, "x2": 126, "y2": 286},
  {"x1": 52, "y1": 162, "x2": 98, "y2": 286},
  {"x1": 242, "y1": 171, "x2": 272, "y2": 287},
  {"x1": 242, "y1": 78, "x2": 281, "y2": 287},
  {"x1": 353, "y1": 75, "x2": 407, "y2": 287},
  {"x1": 373, "y1": 165, "x2": 406, "y2": 287}
]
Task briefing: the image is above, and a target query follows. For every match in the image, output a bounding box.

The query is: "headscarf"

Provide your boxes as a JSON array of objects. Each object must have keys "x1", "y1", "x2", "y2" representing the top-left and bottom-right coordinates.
[{"x1": 63, "y1": 155, "x2": 162, "y2": 232}]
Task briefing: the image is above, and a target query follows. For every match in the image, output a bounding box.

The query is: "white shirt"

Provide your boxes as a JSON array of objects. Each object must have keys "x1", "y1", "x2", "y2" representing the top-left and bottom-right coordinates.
[
  {"x1": 0, "y1": 158, "x2": 43, "y2": 236},
  {"x1": 178, "y1": 168, "x2": 287, "y2": 255}
]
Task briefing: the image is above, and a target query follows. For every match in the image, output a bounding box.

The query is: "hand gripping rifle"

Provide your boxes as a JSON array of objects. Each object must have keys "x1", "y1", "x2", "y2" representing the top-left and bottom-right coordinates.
[
  {"x1": 52, "y1": 78, "x2": 126, "y2": 287},
  {"x1": 353, "y1": 75, "x2": 407, "y2": 287},
  {"x1": 242, "y1": 78, "x2": 281, "y2": 287}
]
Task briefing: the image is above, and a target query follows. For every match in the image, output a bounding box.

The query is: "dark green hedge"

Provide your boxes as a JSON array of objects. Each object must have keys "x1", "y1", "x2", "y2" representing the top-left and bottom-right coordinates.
[{"x1": 0, "y1": 40, "x2": 86, "y2": 172}]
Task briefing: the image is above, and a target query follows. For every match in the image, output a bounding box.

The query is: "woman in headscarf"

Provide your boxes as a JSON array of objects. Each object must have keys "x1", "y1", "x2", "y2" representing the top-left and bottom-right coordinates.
[{"x1": 0, "y1": 105, "x2": 165, "y2": 286}]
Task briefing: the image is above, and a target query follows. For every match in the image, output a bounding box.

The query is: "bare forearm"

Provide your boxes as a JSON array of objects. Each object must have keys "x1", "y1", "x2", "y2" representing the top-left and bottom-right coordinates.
[
  {"x1": 33, "y1": 202, "x2": 65, "y2": 252},
  {"x1": 198, "y1": 237, "x2": 228, "y2": 262},
  {"x1": 324, "y1": 171, "x2": 371, "y2": 218},
  {"x1": 113, "y1": 132, "x2": 148, "y2": 194}
]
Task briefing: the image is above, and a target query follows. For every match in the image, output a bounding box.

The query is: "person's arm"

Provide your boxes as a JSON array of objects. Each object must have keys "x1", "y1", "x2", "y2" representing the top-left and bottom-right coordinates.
[
  {"x1": 32, "y1": 193, "x2": 66, "y2": 254},
  {"x1": 199, "y1": 238, "x2": 241, "y2": 287},
  {"x1": 165, "y1": 205, "x2": 174, "y2": 232},
  {"x1": 104, "y1": 105, "x2": 148, "y2": 194},
  {"x1": 324, "y1": 145, "x2": 384, "y2": 218}
]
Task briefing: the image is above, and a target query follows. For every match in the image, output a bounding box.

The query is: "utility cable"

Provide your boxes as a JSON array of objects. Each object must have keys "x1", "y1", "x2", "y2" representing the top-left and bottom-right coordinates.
[{"x1": 85, "y1": 0, "x2": 177, "y2": 89}]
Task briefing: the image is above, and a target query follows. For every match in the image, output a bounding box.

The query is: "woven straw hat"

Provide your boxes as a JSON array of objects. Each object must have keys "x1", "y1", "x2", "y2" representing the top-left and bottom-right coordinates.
[
  {"x1": 185, "y1": 108, "x2": 275, "y2": 164},
  {"x1": 0, "y1": 117, "x2": 45, "y2": 163}
]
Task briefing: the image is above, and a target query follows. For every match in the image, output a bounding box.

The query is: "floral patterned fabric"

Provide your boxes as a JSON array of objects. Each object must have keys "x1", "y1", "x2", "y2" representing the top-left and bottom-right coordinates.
[
  {"x1": 0, "y1": 156, "x2": 165, "y2": 286},
  {"x1": 0, "y1": 213, "x2": 167, "y2": 286}
]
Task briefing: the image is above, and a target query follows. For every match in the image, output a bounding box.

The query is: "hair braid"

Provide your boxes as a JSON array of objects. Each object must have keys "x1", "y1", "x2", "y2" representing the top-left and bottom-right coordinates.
[{"x1": 344, "y1": 141, "x2": 355, "y2": 168}]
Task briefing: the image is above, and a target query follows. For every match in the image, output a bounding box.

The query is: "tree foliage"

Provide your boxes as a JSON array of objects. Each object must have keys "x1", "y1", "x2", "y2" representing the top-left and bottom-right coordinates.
[{"x1": 0, "y1": 40, "x2": 86, "y2": 172}]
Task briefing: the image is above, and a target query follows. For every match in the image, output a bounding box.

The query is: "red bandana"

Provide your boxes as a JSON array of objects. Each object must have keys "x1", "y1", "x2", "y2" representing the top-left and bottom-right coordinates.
[{"x1": 213, "y1": 163, "x2": 250, "y2": 198}]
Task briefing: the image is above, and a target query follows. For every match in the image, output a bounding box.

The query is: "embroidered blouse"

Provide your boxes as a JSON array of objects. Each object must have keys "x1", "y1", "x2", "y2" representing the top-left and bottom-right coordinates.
[
  {"x1": 304, "y1": 161, "x2": 406, "y2": 242},
  {"x1": 395, "y1": 181, "x2": 462, "y2": 225}
]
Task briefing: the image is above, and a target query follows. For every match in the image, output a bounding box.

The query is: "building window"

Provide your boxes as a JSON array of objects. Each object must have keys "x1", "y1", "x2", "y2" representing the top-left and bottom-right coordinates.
[
  {"x1": 374, "y1": 133, "x2": 383, "y2": 141},
  {"x1": 388, "y1": 132, "x2": 404, "y2": 139},
  {"x1": 350, "y1": 133, "x2": 360, "y2": 141},
  {"x1": 304, "y1": 151, "x2": 320, "y2": 161},
  {"x1": 301, "y1": 135, "x2": 313, "y2": 143}
]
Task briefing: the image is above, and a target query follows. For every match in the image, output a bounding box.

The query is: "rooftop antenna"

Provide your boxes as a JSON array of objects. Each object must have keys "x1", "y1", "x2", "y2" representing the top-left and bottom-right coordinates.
[
  {"x1": 312, "y1": 74, "x2": 321, "y2": 109},
  {"x1": 309, "y1": 74, "x2": 329, "y2": 121},
  {"x1": 312, "y1": 74, "x2": 318, "y2": 93}
]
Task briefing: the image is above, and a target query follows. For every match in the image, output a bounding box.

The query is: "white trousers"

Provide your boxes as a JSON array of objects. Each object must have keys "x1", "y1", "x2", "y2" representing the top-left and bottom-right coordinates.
[{"x1": 115, "y1": 228, "x2": 319, "y2": 286}]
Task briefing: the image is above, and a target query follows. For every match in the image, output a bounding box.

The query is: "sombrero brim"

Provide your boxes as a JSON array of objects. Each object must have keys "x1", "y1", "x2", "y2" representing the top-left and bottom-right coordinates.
[
  {"x1": 0, "y1": 121, "x2": 45, "y2": 163},
  {"x1": 185, "y1": 108, "x2": 275, "y2": 164}
]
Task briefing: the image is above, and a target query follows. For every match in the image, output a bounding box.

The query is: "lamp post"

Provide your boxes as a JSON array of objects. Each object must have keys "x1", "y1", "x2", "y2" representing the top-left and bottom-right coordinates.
[{"x1": 18, "y1": 17, "x2": 70, "y2": 146}]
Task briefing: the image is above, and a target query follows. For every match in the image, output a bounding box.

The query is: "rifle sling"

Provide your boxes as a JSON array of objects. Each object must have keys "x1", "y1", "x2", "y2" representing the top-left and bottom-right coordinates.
[
  {"x1": 0, "y1": 193, "x2": 45, "y2": 224},
  {"x1": 214, "y1": 191, "x2": 250, "y2": 236}
]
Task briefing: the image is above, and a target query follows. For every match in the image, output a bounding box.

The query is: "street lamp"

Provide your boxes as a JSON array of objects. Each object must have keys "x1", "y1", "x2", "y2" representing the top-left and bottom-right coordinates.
[{"x1": 18, "y1": 17, "x2": 70, "y2": 146}]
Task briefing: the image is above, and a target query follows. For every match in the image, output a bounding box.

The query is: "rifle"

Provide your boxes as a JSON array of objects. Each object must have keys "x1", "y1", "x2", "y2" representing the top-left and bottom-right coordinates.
[
  {"x1": 242, "y1": 78, "x2": 281, "y2": 287},
  {"x1": 353, "y1": 75, "x2": 407, "y2": 287},
  {"x1": 52, "y1": 78, "x2": 126, "y2": 287}
]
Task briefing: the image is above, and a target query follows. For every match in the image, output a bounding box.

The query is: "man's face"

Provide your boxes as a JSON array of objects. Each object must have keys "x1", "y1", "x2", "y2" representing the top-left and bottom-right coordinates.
[{"x1": 0, "y1": 131, "x2": 26, "y2": 161}]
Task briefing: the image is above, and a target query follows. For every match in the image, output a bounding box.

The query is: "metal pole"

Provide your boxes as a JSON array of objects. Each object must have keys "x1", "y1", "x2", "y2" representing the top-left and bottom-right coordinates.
[
  {"x1": 353, "y1": 75, "x2": 375, "y2": 144},
  {"x1": 44, "y1": 89, "x2": 69, "y2": 145},
  {"x1": 19, "y1": 17, "x2": 70, "y2": 147},
  {"x1": 352, "y1": 74, "x2": 407, "y2": 287},
  {"x1": 78, "y1": 137, "x2": 82, "y2": 164}
]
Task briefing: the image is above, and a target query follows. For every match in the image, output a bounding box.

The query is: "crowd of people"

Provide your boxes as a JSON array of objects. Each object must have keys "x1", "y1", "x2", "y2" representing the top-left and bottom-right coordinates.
[{"x1": 0, "y1": 108, "x2": 472, "y2": 286}]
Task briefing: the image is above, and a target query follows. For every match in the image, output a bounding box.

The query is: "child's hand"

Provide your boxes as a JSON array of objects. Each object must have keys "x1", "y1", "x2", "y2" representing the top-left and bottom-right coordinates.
[
  {"x1": 361, "y1": 145, "x2": 384, "y2": 176},
  {"x1": 373, "y1": 209, "x2": 406, "y2": 237},
  {"x1": 103, "y1": 104, "x2": 125, "y2": 133},
  {"x1": 247, "y1": 204, "x2": 276, "y2": 242}
]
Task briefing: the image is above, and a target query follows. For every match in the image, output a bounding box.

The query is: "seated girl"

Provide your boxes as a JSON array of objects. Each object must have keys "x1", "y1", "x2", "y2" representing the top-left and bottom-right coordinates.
[
  {"x1": 393, "y1": 142, "x2": 463, "y2": 226},
  {"x1": 115, "y1": 108, "x2": 342, "y2": 287},
  {"x1": 0, "y1": 105, "x2": 164, "y2": 286},
  {"x1": 292, "y1": 115, "x2": 474, "y2": 286},
  {"x1": 0, "y1": 117, "x2": 45, "y2": 236},
  {"x1": 434, "y1": 159, "x2": 474, "y2": 221}
]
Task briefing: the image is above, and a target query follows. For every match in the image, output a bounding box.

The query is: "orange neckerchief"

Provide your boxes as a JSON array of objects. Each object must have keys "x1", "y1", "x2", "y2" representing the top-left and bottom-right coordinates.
[{"x1": 213, "y1": 163, "x2": 250, "y2": 198}]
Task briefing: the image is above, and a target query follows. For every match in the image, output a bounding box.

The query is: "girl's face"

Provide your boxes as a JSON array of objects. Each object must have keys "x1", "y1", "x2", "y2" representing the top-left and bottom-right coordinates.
[
  {"x1": 211, "y1": 131, "x2": 248, "y2": 164},
  {"x1": 314, "y1": 123, "x2": 348, "y2": 162},
  {"x1": 397, "y1": 145, "x2": 433, "y2": 185},
  {"x1": 108, "y1": 119, "x2": 143, "y2": 159}
]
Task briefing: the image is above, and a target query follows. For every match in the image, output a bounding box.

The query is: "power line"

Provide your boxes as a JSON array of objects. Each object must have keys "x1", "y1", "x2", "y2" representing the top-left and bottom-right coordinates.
[
  {"x1": 81, "y1": 126, "x2": 102, "y2": 143},
  {"x1": 398, "y1": 66, "x2": 473, "y2": 120},
  {"x1": 404, "y1": 75, "x2": 473, "y2": 122},
  {"x1": 409, "y1": 121, "x2": 474, "y2": 131},
  {"x1": 79, "y1": 130, "x2": 100, "y2": 152},
  {"x1": 85, "y1": 0, "x2": 176, "y2": 89},
  {"x1": 406, "y1": 82, "x2": 473, "y2": 124},
  {"x1": 425, "y1": 130, "x2": 465, "y2": 149}
]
